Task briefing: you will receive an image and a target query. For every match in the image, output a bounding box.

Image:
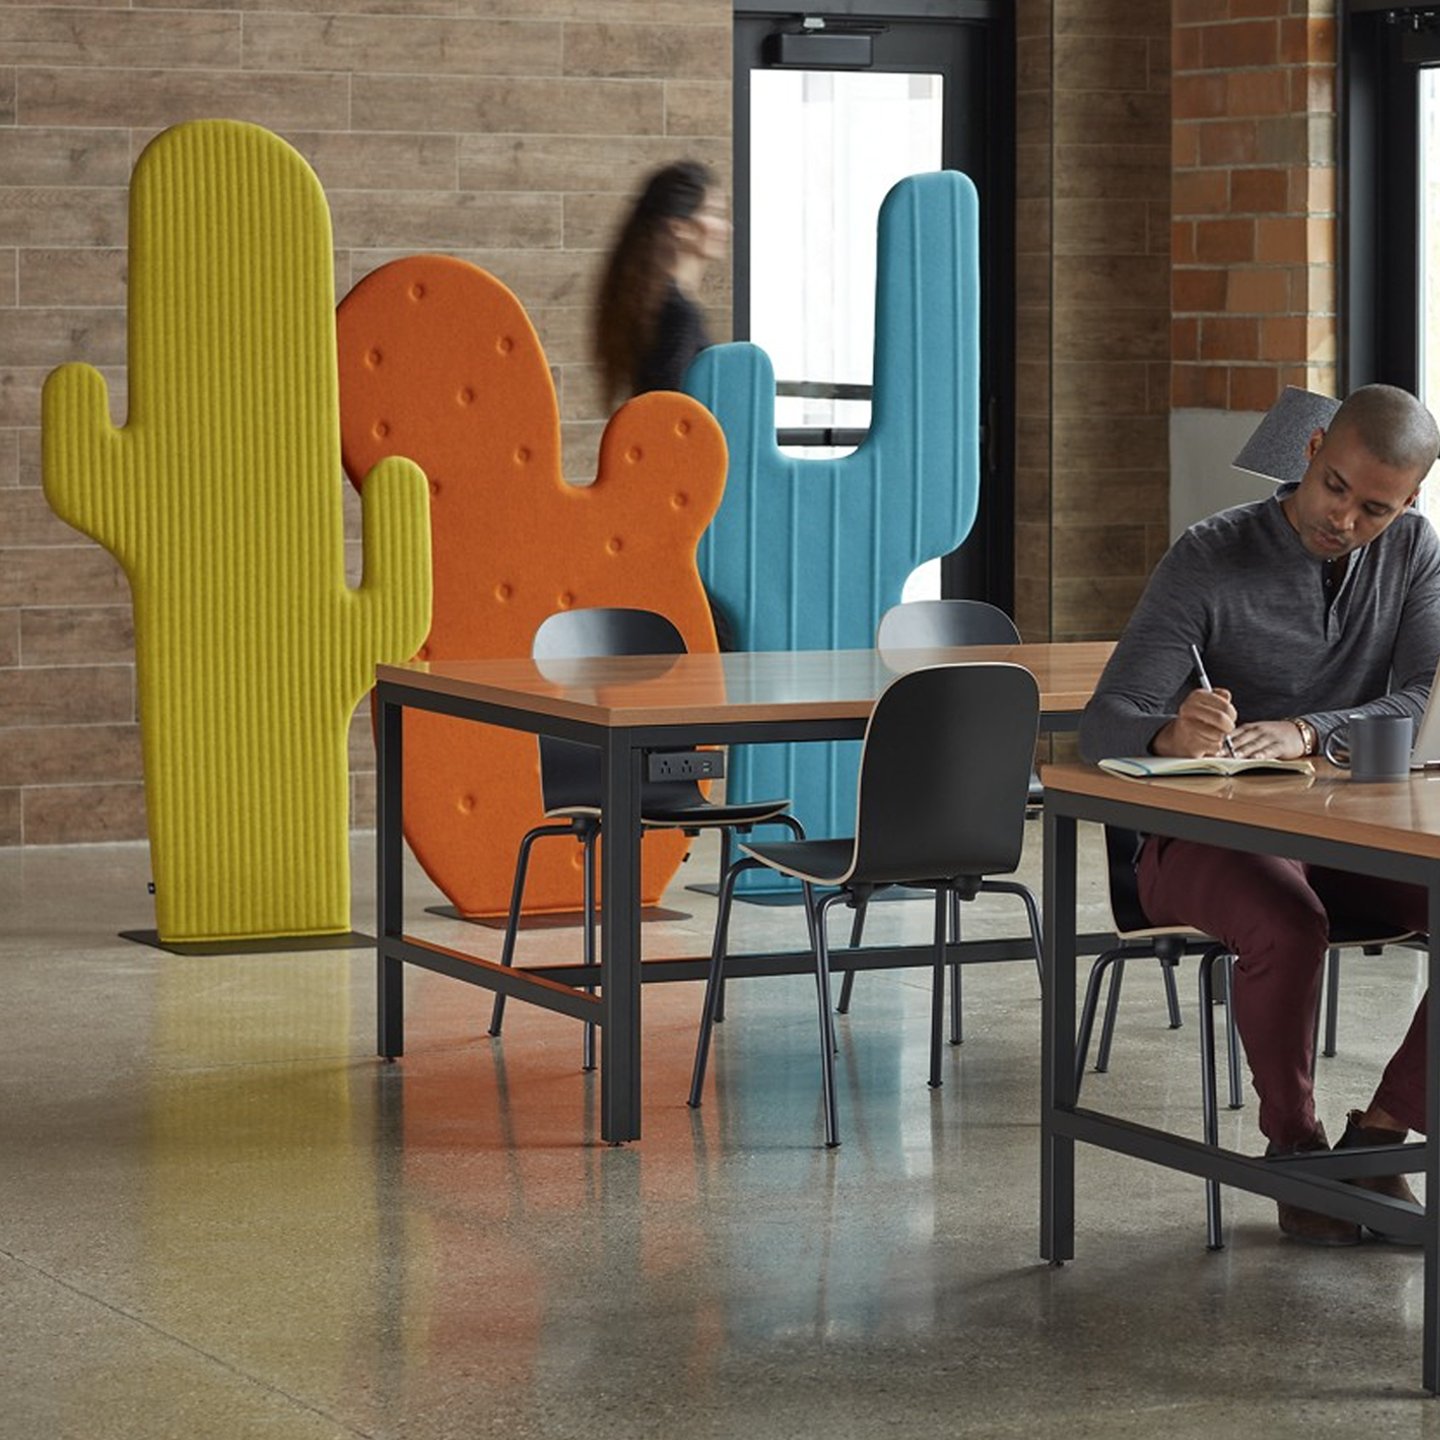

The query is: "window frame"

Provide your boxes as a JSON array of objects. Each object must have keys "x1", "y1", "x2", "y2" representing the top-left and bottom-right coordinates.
[{"x1": 1342, "y1": 1, "x2": 1440, "y2": 392}]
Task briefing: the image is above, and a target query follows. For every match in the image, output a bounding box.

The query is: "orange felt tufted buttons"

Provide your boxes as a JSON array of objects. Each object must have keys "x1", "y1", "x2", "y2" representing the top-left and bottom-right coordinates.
[{"x1": 338, "y1": 254, "x2": 726, "y2": 917}]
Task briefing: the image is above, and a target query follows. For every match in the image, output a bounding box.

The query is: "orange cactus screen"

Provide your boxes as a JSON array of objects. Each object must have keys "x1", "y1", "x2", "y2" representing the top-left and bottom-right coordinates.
[{"x1": 338, "y1": 255, "x2": 726, "y2": 917}]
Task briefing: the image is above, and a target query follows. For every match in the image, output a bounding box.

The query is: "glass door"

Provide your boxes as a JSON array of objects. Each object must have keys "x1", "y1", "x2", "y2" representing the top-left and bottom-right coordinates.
[
  {"x1": 749, "y1": 67, "x2": 946, "y2": 452},
  {"x1": 733, "y1": 5, "x2": 1013, "y2": 607}
]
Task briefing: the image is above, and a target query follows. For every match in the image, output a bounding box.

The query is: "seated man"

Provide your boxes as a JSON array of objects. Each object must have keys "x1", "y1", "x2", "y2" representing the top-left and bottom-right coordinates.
[{"x1": 1078, "y1": 383, "x2": 1440, "y2": 1245}]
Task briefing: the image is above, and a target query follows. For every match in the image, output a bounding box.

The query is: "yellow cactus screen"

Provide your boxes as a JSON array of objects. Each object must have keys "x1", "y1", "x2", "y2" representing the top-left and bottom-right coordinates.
[{"x1": 42, "y1": 120, "x2": 432, "y2": 943}]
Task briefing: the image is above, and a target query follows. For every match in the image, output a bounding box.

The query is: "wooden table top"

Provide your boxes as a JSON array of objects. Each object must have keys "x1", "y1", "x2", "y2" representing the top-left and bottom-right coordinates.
[
  {"x1": 1043, "y1": 760, "x2": 1440, "y2": 861},
  {"x1": 377, "y1": 642, "x2": 1116, "y2": 728}
]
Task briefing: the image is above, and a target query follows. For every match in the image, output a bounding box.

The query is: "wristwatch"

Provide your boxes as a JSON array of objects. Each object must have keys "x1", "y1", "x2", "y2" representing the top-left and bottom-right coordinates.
[{"x1": 1290, "y1": 717, "x2": 1317, "y2": 756}]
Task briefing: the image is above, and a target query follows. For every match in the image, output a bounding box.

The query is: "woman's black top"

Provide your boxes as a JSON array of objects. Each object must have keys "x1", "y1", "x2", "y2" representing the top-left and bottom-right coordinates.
[
  {"x1": 632, "y1": 283, "x2": 710, "y2": 395},
  {"x1": 627, "y1": 282, "x2": 732, "y2": 649}
]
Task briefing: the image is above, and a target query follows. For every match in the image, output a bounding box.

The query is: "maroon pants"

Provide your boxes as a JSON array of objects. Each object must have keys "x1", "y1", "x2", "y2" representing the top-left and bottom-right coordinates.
[{"x1": 1136, "y1": 836, "x2": 1430, "y2": 1148}]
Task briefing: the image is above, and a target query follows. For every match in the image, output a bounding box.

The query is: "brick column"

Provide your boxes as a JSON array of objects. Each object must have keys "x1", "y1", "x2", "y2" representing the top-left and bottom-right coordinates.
[{"x1": 1172, "y1": 0, "x2": 1338, "y2": 414}]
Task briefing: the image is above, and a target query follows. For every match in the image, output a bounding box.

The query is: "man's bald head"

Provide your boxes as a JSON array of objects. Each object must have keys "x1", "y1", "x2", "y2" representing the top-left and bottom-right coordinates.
[{"x1": 1329, "y1": 384, "x2": 1440, "y2": 479}]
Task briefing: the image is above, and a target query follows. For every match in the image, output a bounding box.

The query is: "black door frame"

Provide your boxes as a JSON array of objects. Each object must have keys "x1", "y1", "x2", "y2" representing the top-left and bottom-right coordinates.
[
  {"x1": 732, "y1": 1, "x2": 1015, "y2": 612},
  {"x1": 1342, "y1": 1, "x2": 1440, "y2": 392}
]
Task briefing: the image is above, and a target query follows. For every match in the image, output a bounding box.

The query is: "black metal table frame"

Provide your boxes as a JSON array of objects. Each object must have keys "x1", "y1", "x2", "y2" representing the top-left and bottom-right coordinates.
[
  {"x1": 376, "y1": 674, "x2": 1094, "y2": 1146},
  {"x1": 1040, "y1": 784, "x2": 1440, "y2": 1393}
]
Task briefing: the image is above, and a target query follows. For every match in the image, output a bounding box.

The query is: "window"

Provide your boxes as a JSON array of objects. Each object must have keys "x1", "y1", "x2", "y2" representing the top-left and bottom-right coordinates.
[
  {"x1": 1421, "y1": 67, "x2": 1440, "y2": 422},
  {"x1": 750, "y1": 69, "x2": 945, "y2": 451}
]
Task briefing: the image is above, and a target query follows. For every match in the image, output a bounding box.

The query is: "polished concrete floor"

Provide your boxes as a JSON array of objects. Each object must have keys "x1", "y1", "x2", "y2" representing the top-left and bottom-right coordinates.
[{"x1": 4, "y1": 821, "x2": 1438, "y2": 1438}]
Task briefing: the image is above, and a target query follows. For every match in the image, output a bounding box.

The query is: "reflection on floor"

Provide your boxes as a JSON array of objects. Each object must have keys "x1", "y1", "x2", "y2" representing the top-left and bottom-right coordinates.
[{"x1": 3, "y1": 822, "x2": 1433, "y2": 1437}]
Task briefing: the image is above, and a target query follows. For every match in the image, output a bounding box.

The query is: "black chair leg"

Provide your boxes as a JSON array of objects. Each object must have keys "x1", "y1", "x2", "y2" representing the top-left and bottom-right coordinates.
[
  {"x1": 689, "y1": 857, "x2": 761, "y2": 1107},
  {"x1": 1222, "y1": 952, "x2": 1243, "y2": 1110},
  {"x1": 980, "y1": 878, "x2": 1045, "y2": 994},
  {"x1": 810, "y1": 885, "x2": 843, "y2": 1147},
  {"x1": 713, "y1": 828, "x2": 734, "y2": 1025},
  {"x1": 1322, "y1": 944, "x2": 1341, "y2": 1058},
  {"x1": 835, "y1": 900, "x2": 868, "y2": 1014},
  {"x1": 948, "y1": 889, "x2": 963, "y2": 1046},
  {"x1": 580, "y1": 827, "x2": 598, "y2": 1072},
  {"x1": 1198, "y1": 948, "x2": 1226, "y2": 1251},
  {"x1": 1075, "y1": 948, "x2": 1125, "y2": 1095},
  {"x1": 929, "y1": 887, "x2": 948, "y2": 1088},
  {"x1": 714, "y1": 816, "x2": 805, "y2": 1024},
  {"x1": 489, "y1": 822, "x2": 574, "y2": 1037},
  {"x1": 1162, "y1": 958, "x2": 1182, "y2": 1029},
  {"x1": 1095, "y1": 958, "x2": 1127, "y2": 1072},
  {"x1": 805, "y1": 886, "x2": 839, "y2": 1058}
]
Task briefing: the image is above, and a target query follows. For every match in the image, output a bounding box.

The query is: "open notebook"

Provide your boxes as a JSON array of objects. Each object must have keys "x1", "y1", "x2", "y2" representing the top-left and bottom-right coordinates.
[{"x1": 1098, "y1": 756, "x2": 1313, "y2": 779}]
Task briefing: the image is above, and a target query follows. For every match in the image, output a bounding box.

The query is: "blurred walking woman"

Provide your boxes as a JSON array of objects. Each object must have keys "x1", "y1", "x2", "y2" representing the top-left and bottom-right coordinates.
[{"x1": 594, "y1": 160, "x2": 729, "y2": 410}]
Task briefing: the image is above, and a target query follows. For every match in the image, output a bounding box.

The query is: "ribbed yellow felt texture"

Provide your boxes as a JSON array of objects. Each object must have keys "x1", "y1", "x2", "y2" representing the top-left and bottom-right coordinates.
[{"x1": 42, "y1": 120, "x2": 432, "y2": 943}]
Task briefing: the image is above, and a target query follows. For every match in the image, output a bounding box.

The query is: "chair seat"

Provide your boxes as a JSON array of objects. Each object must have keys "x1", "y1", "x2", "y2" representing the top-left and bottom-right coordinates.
[
  {"x1": 641, "y1": 797, "x2": 792, "y2": 828},
  {"x1": 740, "y1": 837, "x2": 856, "y2": 885},
  {"x1": 1114, "y1": 921, "x2": 1417, "y2": 947},
  {"x1": 545, "y1": 797, "x2": 792, "y2": 828},
  {"x1": 1326, "y1": 922, "x2": 1417, "y2": 948},
  {"x1": 1116, "y1": 923, "x2": 1211, "y2": 942}
]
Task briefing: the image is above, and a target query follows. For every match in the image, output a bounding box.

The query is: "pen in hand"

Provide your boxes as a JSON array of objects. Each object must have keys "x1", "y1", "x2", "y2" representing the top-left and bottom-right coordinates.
[{"x1": 1188, "y1": 643, "x2": 1237, "y2": 757}]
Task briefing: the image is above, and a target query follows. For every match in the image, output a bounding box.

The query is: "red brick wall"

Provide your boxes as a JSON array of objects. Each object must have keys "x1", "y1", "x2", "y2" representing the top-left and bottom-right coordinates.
[{"x1": 1172, "y1": 0, "x2": 1338, "y2": 412}]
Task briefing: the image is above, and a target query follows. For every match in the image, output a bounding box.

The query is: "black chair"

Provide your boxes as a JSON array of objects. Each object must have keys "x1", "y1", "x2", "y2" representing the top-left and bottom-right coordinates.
[
  {"x1": 1077, "y1": 827, "x2": 1415, "y2": 1105},
  {"x1": 1073, "y1": 827, "x2": 1220, "y2": 1099},
  {"x1": 1319, "y1": 942, "x2": 1399, "y2": 1061},
  {"x1": 489, "y1": 607, "x2": 803, "y2": 1068},
  {"x1": 837, "y1": 598, "x2": 1041, "y2": 1030},
  {"x1": 687, "y1": 663, "x2": 1044, "y2": 1147}
]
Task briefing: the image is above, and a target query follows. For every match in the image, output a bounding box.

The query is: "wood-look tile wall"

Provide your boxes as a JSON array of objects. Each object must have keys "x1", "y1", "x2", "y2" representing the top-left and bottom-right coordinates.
[
  {"x1": 1016, "y1": 1, "x2": 1173, "y2": 645},
  {"x1": 1014, "y1": 0, "x2": 1053, "y2": 645},
  {"x1": 0, "y1": 0, "x2": 730, "y2": 846}
]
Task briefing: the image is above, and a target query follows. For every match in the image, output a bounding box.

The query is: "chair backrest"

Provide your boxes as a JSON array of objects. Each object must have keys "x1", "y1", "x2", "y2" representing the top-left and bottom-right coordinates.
[
  {"x1": 876, "y1": 598, "x2": 1021, "y2": 652},
  {"x1": 532, "y1": 608, "x2": 687, "y2": 813},
  {"x1": 533, "y1": 606, "x2": 685, "y2": 663},
  {"x1": 1103, "y1": 825, "x2": 1152, "y2": 934},
  {"x1": 846, "y1": 663, "x2": 1040, "y2": 886}
]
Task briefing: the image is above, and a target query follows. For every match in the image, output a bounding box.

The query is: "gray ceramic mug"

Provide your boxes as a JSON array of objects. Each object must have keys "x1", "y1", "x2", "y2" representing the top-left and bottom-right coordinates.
[{"x1": 1322, "y1": 713, "x2": 1414, "y2": 781}]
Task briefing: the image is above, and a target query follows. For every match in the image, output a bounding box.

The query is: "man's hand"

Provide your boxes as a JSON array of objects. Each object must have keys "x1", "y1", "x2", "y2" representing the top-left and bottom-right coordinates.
[
  {"x1": 1151, "y1": 687, "x2": 1237, "y2": 757},
  {"x1": 1228, "y1": 718, "x2": 1308, "y2": 760}
]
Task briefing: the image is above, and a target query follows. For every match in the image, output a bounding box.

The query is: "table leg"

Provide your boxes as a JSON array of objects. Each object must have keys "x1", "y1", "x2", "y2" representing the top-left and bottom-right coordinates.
[
  {"x1": 1041, "y1": 805, "x2": 1077, "y2": 1263},
  {"x1": 601, "y1": 730, "x2": 643, "y2": 1143},
  {"x1": 376, "y1": 689, "x2": 405, "y2": 1060},
  {"x1": 1424, "y1": 874, "x2": 1440, "y2": 1393}
]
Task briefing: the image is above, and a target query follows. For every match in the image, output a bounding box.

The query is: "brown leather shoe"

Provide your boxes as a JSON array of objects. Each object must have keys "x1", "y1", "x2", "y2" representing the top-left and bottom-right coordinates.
[
  {"x1": 1336, "y1": 1109, "x2": 1421, "y2": 1246},
  {"x1": 1267, "y1": 1125, "x2": 1362, "y2": 1247}
]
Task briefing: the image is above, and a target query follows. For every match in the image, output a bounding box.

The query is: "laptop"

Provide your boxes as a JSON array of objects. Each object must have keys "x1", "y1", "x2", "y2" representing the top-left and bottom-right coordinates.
[{"x1": 1409, "y1": 655, "x2": 1440, "y2": 768}]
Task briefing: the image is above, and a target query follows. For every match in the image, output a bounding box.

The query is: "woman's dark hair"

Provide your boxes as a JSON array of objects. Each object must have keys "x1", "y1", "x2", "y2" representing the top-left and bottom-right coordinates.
[{"x1": 593, "y1": 160, "x2": 714, "y2": 410}]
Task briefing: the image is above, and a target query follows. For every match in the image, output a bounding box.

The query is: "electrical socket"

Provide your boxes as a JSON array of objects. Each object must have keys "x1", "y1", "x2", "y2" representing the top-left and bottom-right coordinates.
[{"x1": 648, "y1": 750, "x2": 725, "y2": 782}]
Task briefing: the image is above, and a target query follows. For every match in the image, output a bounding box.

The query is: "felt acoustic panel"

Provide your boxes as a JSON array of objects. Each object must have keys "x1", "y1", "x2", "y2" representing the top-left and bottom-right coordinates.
[
  {"x1": 337, "y1": 255, "x2": 726, "y2": 918},
  {"x1": 1233, "y1": 386, "x2": 1339, "y2": 483},
  {"x1": 42, "y1": 120, "x2": 433, "y2": 944},
  {"x1": 684, "y1": 171, "x2": 980, "y2": 888}
]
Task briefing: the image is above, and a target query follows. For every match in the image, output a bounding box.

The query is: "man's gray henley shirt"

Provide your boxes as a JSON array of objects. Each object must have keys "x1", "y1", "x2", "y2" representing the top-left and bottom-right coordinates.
[{"x1": 1078, "y1": 485, "x2": 1440, "y2": 762}]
